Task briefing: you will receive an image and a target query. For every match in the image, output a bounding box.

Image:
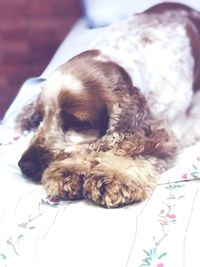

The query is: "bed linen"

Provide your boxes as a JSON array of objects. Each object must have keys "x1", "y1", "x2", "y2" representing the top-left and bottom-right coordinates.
[
  {"x1": 1, "y1": 14, "x2": 200, "y2": 267},
  {"x1": 1, "y1": 120, "x2": 200, "y2": 267}
]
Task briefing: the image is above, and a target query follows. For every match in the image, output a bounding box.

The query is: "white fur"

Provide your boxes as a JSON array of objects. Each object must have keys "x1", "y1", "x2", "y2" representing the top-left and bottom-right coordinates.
[
  {"x1": 64, "y1": 130, "x2": 99, "y2": 153},
  {"x1": 90, "y1": 11, "x2": 194, "y2": 126},
  {"x1": 43, "y1": 71, "x2": 83, "y2": 101}
]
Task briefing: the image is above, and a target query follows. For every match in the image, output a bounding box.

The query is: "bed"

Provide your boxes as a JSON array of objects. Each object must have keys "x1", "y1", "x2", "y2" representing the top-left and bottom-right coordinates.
[{"x1": 1, "y1": 1, "x2": 200, "y2": 267}]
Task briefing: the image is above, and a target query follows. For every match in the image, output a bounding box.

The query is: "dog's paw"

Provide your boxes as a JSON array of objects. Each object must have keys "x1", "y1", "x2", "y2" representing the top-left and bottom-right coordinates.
[
  {"x1": 83, "y1": 163, "x2": 154, "y2": 208},
  {"x1": 42, "y1": 160, "x2": 87, "y2": 200}
]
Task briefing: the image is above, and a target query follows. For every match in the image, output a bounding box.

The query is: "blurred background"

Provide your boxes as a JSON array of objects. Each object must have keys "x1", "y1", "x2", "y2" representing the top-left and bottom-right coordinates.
[{"x1": 0, "y1": 0, "x2": 82, "y2": 119}]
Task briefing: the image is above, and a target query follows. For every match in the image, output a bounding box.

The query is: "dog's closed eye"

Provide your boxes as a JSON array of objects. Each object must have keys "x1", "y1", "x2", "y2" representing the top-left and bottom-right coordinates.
[
  {"x1": 60, "y1": 112, "x2": 100, "y2": 146},
  {"x1": 60, "y1": 111, "x2": 93, "y2": 132}
]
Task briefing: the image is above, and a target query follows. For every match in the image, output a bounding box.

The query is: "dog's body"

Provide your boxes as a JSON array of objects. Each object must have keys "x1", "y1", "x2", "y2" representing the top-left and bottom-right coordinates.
[{"x1": 17, "y1": 3, "x2": 200, "y2": 207}]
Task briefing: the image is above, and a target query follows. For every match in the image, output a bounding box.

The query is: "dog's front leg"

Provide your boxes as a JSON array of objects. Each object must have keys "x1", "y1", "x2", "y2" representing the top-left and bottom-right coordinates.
[
  {"x1": 41, "y1": 157, "x2": 93, "y2": 201},
  {"x1": 83, "y1": 152, "x2": 166, "y2": 208}
]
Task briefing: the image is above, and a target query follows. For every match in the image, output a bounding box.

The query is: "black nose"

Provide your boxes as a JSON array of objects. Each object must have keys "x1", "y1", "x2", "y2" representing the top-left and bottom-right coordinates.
[{"x1": 18, "y1": 146, "x2": 52, "y2": 182}]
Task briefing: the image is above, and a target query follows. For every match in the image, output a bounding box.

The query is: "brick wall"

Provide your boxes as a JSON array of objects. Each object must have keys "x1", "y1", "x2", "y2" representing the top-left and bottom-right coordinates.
[{"x1": 0, "y1": 0, "x2": 82, "y2": 119}]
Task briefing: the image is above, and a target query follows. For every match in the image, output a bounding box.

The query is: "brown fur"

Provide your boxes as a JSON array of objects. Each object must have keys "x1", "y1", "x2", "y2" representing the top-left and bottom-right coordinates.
[
  {"x1": 17, "y1": 3, "x2": 200, "y2": 208},
  {"x1": 17, "y1": 49, "x2": 177, "y2": 208}
]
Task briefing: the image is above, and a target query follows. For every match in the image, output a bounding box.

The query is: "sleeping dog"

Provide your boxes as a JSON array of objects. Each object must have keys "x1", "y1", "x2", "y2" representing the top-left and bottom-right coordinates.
[{"x1": 17, "y1": 3, "x2": 200, "y2": 208}]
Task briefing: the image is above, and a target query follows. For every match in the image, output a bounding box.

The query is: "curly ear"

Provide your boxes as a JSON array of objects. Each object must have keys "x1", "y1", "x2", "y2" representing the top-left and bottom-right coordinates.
[
  {"x1": 15, "y1": 94, "x2": 44, "y2": 132},
  {"x1": 91, "y1": 86, "x2": 178, "y2": 159},
  {"x1": 114, "y1": 86, "x2": 178, "y2": 158},
  {"x1": 115, "y1": 127, "x2": 178, "y2": 158}
]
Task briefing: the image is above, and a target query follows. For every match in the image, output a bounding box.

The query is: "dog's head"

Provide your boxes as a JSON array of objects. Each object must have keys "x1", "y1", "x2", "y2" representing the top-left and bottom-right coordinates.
[{"x1": 18, "y1": 49, "x2": 134, "y2": 182}]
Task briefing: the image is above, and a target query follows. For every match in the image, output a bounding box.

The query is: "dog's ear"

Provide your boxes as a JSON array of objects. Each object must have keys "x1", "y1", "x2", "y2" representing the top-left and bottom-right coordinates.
[
  {"x1": 94, "y1": 86, "x2": 178, "y2": 158},
  {"x1": 107, "y1": 86, "x2": 154, "y2": 135},
  {"x1": 15, "y1": 94, "x2": 44, "y2": 132},
  {"x1": 117, "y1": 87, "x2": 178, "y2": 158}
]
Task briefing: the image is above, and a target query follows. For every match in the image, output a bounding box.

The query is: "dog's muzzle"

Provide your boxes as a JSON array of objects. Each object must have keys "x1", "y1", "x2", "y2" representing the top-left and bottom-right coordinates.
[{"x1": 18, "y1": 146, "x2": 52, "y2": 182}]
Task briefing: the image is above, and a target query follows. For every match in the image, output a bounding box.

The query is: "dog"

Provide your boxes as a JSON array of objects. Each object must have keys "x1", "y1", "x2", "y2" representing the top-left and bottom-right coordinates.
[{"x1": 17, "y1": 3, "x2": 200, "y2": 208}]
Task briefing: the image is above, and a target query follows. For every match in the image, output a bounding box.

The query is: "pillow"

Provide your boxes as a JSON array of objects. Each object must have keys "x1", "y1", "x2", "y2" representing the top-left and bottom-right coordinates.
[
  {"x1": 81, "y1": 0, "x2": 200, "y2": 28},
  {"x1": 81, "y1": 0, "x2": 161, "y2": 28}
]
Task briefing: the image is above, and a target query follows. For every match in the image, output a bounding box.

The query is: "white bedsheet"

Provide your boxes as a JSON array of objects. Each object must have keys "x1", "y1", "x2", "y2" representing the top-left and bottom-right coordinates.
[
  {"x1": 1, "y1": 12, "x2": 200, "y2": 267},
  {"x1": 0, "y1": 127, "x2": 200, "y2": 267}
]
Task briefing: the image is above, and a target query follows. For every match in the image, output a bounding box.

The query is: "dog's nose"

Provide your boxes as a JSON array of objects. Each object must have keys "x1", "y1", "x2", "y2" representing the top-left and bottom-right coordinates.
[
  {"x1": 18, "y1": 146, "x2": 52, "y2": 182},
  {"x1": 18, "y1": 158, "x2": 40, "y2": 181}
]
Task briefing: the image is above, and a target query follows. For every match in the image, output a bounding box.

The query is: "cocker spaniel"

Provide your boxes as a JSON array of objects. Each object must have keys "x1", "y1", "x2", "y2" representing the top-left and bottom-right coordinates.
[{"x1": 17, "y1": 3, "x2": 200, "y2": 208}]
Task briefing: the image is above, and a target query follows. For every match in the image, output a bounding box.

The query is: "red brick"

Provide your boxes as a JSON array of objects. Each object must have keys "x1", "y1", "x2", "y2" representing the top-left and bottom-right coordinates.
[
  {"x1": 2, "y1": 40, "x2": 29, "y2": 54},
  {"x1": 1, "y1": 0, "x2": 27, "y2": 4},
  {"x1": 0, "y1": 0, "x2": 81, "y2": 119},
  {"x1": 0, "y1": 18, "x2": 27, "y2": 33},
  {"x1": 26, "y1": 0, "x2": 54, "y2": 16},
  {"x1": 28, "y1": 17, "x2": 71, "y2": 33},
  {"x1": 52, "y1": 0, "x2": 82, "y2": 16},
  {"x1": 0, "y1": 4, "x2": 26, "y2": 16},
  {"x1": 0, "y1": 77, "x2": 7, "y2": 87}
]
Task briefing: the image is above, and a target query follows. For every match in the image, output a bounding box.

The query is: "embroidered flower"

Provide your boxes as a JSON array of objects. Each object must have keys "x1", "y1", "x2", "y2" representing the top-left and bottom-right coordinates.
[
  {"x1": 166, "y1": 213, "x2": 176, "y2": 219},
  {"x1": 181, "y1": 173, "x2": 187, "y2": 180}
]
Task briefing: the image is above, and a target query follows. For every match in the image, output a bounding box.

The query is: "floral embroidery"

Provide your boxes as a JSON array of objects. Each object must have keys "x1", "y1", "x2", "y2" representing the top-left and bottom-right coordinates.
[
  {"x1": 0, "y1": 197, "x2": 61, "y2": 263},
  {"x1": 181, "y1": 161, "x2": 200, "y2": 180},
  {"x1": 0, "y1": 253, "x2": 6, "y2": 260},
  {"x1": 140, "y1": 248, "x2": 167, "y2": 267},
  {"x1": 40, "y1": 198, "x2": 60, "y2": 208},
  {"x1": 139, "y1": 182, "x2": 185, "y2": 266},
  {"x1": 1, "y1": 124, "x2": 200, "y2": 267},
  {"x1": 189, "y1": 164, "x2": 200, "y2": 179}
]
